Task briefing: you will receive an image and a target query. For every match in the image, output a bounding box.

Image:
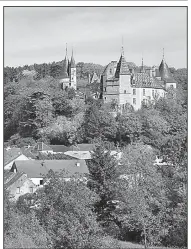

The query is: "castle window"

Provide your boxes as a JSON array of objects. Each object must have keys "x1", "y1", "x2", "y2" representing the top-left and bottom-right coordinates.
[
  {"x1": 152, "y1": 90, "x2": 154, "y2": 97},
  {"x1": 104, "y1": 87, "x2": 106, "y2": 92},
  {"x1": 133, "y1": 89, "x2": 136, "y2": 95},
  {"x1": 110, "y1": 68, "x2": 112, "y2": 74},
  {"x1": 124, "y1": 90, "x2": 126, "y2": 94},
  {"x1": 30, "y1": 187, "x2": 33, "y2": 193},
  {"x1": 104, "y1": 97, "x2": 107, "y2": 100},
  {"x1": 143, "y1": 89, "x2": 145, "y2": 96},
  {"x1": 170, "y1": 84, "x2": 174, "y2": 88},
  {"x1": 133, "y1": 98, "x2": 136, "y2": 105}
]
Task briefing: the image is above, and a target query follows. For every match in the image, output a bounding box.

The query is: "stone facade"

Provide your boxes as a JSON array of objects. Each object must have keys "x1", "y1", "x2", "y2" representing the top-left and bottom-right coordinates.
[{"x1": 100, "y1": 49, "x2": 176, "y2": 111}]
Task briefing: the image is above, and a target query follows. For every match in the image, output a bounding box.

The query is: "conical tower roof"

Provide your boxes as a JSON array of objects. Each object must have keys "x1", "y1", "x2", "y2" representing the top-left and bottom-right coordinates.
[
  {"x1": 159, "y1": 50, "x2": 175, "y2": 83},
  {"x1": 60, "y1": 44, "x2": 69, "y2": 78},
  {"x1": 115, "y1": 47, "x2": 130, "y2": 78},
  {"x1": 70, "y1": 49, "x2": 75, "y2": 68}
]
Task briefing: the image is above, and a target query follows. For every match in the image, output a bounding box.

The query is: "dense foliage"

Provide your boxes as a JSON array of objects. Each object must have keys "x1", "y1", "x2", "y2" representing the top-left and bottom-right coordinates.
[{"x1": 4, "y1": 63, "x2": 187, "y2": 248}]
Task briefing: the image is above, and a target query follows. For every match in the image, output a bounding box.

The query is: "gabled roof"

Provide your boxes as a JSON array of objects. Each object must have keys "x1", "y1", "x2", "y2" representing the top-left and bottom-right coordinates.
[
  {"x1": 4, "y1": 171, "x2": 27, "y2": 189},
  {"x1": 159, "y1": 59, "x2": 175, "y2": 83},
  {"x1": 4, "y1": 148, "x2": 23, "y2": 166},
  {"x1": 50, "y1": 145, "x2": 69, "y2": 153},
  {"x1": 34, "y1": 142, "x2": 53, "y2": 152},
  {"x1": 11, "y1": 160, "x2": 89, "y2": 178},
  {"x1": 115, "y1": 53, "x2": 130, "y2": 78}
]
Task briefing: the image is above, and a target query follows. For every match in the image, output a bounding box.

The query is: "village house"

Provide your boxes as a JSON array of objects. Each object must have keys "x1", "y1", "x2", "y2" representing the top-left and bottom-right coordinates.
[
  {"x1": 10, "y1": 159, "x2": 89, "y2": 186},
  {"x1": 63, "y1": 143, "x2": 122, "y2": 161},
  {"x1": 4, "y1": 147, "x2": 30, "y2": 170},
  {"x1": 4, "y1": 170, "x2": 37, "y2": 201},
  {"x1": 33, "y1": 142, "x2": 53, "y2": 154}
]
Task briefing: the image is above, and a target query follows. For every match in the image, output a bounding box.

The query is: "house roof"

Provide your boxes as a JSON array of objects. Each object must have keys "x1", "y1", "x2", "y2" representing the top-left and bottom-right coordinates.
[
  {"x1": 4, "y1": 148, "x2": 23, "y2": 166},
  {"x1": 20, "y1": 147, "x2": 36, "y2": 159},
  {"x1": 11, "y1": 160, "x2": 89, "y2": 178},
  {"x1": 34, "y1": 142, "x2": 53, "y2": 152},
  {"x1": 65, "y1": 150, "x2": 121, "y2": 160},
  {"x1": 68, "y1": 144, "x2": 96, "y2": 151},
  {"x1": 50, "y1": 145, "x2": 69, "y2": 153},
  {"x1": 4, "y1": 171, "x2": 27, "y2": 189}
]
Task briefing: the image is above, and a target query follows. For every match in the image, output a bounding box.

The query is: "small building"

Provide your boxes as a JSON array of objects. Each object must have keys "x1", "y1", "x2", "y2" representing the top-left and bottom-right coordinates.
[
  {"x1": 10, "y1": 159, "x2": 89, "y2": 186},
  {"x1": 4, "y1": 147, "x2": 29, "y2": 170},
  {"x1": 33, "y1": 142, "x2": 53, "y2": 154},
  {"x1": 4, "y1": 171, "x2": 36, "y2": 201}
]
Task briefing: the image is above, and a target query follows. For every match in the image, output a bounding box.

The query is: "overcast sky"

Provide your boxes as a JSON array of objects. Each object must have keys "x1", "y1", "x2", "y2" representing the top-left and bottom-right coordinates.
[{"x1": 4, "y1": 7, "x2": 187, "y2": 68}]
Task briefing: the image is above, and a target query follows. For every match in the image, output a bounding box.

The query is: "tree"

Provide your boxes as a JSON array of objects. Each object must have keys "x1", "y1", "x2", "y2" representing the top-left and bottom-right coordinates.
[
  {"x1": 87, "y1": 141, "x2": 120, "y2": 227},
  {"x1": 116, "y1": 144, "x2": 167, "y2": 248},
  {"x1": 36, "y1": 170, "x2": 102, "y2": 249},
  {"x1": 83, "y1": 103, "x2": 117, "y2": 143},
  {"x1": 117, "y1": 112, "x2": 142, "y2": 146}
]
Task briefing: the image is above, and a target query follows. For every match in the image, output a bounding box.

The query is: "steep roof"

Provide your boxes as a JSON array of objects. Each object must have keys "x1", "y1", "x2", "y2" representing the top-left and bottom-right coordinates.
[
  {"x1": 115, "y1": 53, "x2": 130, "y2": 78},
  {"x1": 159, "y1": 59, "x2": 175, "y2": 83},
  {"x1": 4, "y1": 148, "x2": 23, "y2": 166},
  {"x1": 11, "y1": 160, "x2": 89, "y2": 178},
  {"x1": 132, "y1": 72, "x2": 165, "y2": 89},
  {"x1": 4, "y1": 171, "x2": 27, "y2": 189},
  {"x1": 70, "y1": 51, "x2": 75, "y2": 68}
]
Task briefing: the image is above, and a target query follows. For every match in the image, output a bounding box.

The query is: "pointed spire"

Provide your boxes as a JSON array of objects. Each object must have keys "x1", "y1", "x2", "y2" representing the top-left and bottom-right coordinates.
[
  {"x1": 159, "y1": 49, "x2": 174, "y2": 82},
  {"x1": 121, "y1": 36, "x2": 124, "y2": 56},
  {"x1": 70, "y1": 47, "x2": 76, "y2": 68},
  {"x1": 162, "y1": 48, "x2": 164, "y2": 60},
  {"x1": 61, "y1": 43, "x2": 69, "y2": 78},
  {"x1": 66, "y1": 43, "x2": 68, "y2": 57},
  {"x1": 115, "y1": 44, "x2": 130, "y2": 78}
]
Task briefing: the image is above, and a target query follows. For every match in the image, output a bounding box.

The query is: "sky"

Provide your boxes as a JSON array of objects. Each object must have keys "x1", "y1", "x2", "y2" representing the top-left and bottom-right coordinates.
[{"x1": 4, "y1": 7, "x2": 187, "y2": 69}]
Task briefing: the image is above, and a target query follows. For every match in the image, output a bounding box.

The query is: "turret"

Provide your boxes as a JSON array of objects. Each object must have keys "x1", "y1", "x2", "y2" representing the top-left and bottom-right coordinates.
[{"x1": 159, "y1": 49, "x2": 176, "y2": 89}]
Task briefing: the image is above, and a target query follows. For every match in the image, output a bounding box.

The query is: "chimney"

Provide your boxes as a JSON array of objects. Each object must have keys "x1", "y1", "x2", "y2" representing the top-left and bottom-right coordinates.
[{"x1": 76, "y1": 162, "x2": 80, "y2": 167}]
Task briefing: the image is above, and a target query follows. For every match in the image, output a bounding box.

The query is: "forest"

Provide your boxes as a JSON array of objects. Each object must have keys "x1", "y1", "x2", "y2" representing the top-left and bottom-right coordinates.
[{"x1": 4, "y1": 61, "x2": 187, "y2": 248}]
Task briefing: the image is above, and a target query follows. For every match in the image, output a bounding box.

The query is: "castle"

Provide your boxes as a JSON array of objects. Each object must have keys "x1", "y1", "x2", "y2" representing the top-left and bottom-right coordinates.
[
  {"x1": 100, "y1": 48, "x2": 176, "y2": 111},
  {"x1": 59, "y1": 45, "x2": 77, "y2": 90}
]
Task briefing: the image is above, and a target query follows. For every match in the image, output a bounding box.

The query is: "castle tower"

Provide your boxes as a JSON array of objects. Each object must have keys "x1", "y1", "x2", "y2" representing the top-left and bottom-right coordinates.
[
  {"x1": 70, "y1": 49, "x2": 77, "y2": 90},
  {"x1": 159, "y1": 48, "x2": 176, "y2": 89},
  {"x1": 115, "y1": 46, "x2": 131, "y2": 108}
]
